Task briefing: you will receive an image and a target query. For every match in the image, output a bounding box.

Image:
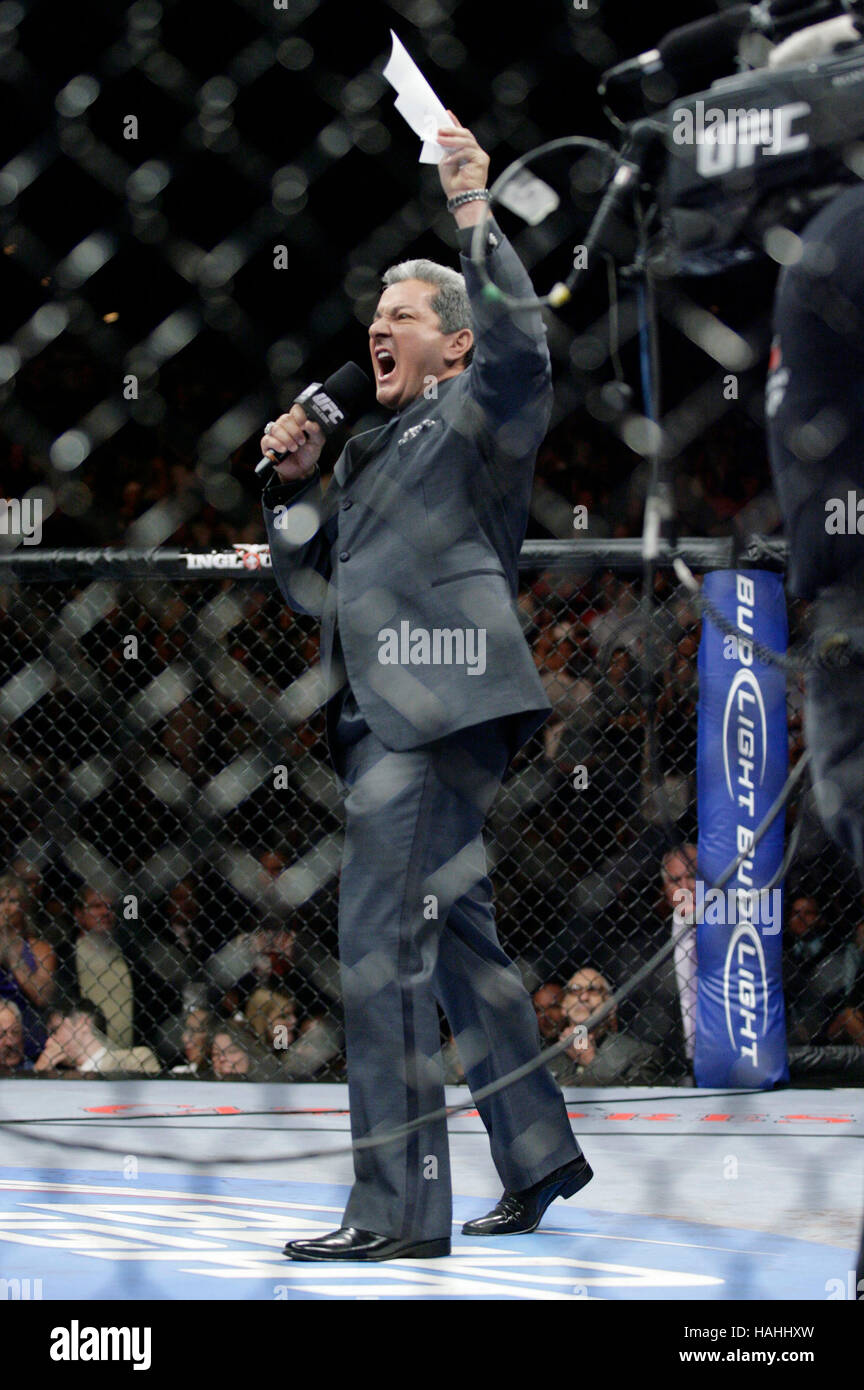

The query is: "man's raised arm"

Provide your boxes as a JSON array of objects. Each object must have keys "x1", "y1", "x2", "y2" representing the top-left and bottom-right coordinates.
[{"x1": 438, "y1": 115, "x2": 552, "y2": 432}]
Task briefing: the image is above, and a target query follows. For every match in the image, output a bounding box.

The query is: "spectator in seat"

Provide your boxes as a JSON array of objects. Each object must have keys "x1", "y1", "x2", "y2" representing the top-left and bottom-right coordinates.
[
  {"x1": 244, "y1": 986, "x2": 297, "y2": 1050},
  {"x1": 211, "y1": 1023, "x2": 262, "y2": 1079},
  {"x1": 126, "y1": 877, "x2": 205, "y2": 1032},
  {"x1": 33, "y1": 1000, "x2": 160, "y2": 1076},
  {"x1": 532, "y1": 981, "x2": 566, "y2": 1042},
  {"x1": 205, "y1": 917, "x2": 340, "y2": 1022},
  {"x1": 278, "y1": 1014, "x2": 344, "y2": 1081},
  {"x1": 169, "y1": 1007, "x2": 216, "y2": 1076},
  {"x1": 58, "y1": 887, "x2": 135, "y2": 1048},
  {"x1": 825, "y1": 908, "x2": 864, "y2": 1044},
  {"x1": 587, "y1": 578, "x2": 642, "y2": 663},
  {"x1": 549, "y1": 967, "x2": 661, "y2": 1085},
  {"x1": 0, "y1": 999, "x2": 31, "y2": 1073},
  {"x1": 784, "y1": 895, "x2": 850, "y2": 1045},
  {"x1": 0, "y1": 872, "x2": 56, "y2": 1034},
  {"x1": 661, "y1": 845, "x2": 699, "y2": 1064},
  {"x1": 242, "y1": 988, "x2": 342, "y2": 1079},
  {"x1": 205, "y1": 926, "x2": 293, "y2": 1001},
  {"x1": 9, "y1": 857, "x2": 59, "y2": 940}
]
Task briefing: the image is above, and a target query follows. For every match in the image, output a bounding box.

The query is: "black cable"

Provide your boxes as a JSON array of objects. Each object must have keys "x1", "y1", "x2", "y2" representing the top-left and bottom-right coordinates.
[
  {"x1": 636, "y1": 255, "x2": 681, "y2": 855},
  {"x1": 604, "y1": 252, "x2": 626, "y2": 385},
  {"x1": 468, "y1": 135, "x2": 618, "y2": 311},
  {"x1": 0, "y1": 1086, "x2": 801, "y2": 1130},
  {"x1": 764, "y1": 802, "x2": 805, "y2": 891},
  {"x1": 0, "y1": 1107, "x2": 352, "y2": 1126},
  {"x1": 672, "y1": 552, "x2": 864, "y2": 674}
]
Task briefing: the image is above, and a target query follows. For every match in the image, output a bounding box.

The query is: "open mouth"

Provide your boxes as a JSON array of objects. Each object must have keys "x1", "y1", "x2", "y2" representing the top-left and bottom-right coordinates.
[{"x1": 374, "y1": 347, "x2": 397, "y2": 383}]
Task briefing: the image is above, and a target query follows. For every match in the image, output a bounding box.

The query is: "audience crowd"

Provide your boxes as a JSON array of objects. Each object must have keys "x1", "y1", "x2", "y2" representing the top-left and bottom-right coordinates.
[
  {"x1": 3, "y1": 393, "x2": 863, "y2": 1084},
  {"x1": 2, "y1": 547, "x2": 863, "y2": 1085}
]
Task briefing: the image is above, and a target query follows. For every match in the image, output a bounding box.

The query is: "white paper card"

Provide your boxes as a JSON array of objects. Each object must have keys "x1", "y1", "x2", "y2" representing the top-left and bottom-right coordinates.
[{"x1": 383, "y1": 30, "x2": 455, "y2": 164}]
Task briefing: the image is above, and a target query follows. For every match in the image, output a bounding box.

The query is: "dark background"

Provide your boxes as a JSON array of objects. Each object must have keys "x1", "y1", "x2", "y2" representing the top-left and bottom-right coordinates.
[{"x1": 1, "y1": 0, "x2": 776, "y2": 551}]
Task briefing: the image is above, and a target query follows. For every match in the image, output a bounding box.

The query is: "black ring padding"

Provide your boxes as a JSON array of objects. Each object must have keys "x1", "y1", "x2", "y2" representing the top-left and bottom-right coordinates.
[{"x1": 0, "y1": 536, "x2": 788, "y2": 580}]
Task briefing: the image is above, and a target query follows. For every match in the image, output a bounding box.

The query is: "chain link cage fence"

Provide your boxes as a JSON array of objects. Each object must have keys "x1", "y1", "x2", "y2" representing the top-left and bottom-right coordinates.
[
  {"x1": 3, "y1": 1, "x2": 864, "y2": 1087},
  {"x1": 1, "y1": 542, "x2": 863, "y2": 1088}
]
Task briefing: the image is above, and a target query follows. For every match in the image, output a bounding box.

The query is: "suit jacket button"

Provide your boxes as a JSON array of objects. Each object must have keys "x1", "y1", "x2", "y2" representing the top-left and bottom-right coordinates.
[
  {"x1": 342, "y1": 500, "x2": 353, "y2": 510},
  {"x1": 339, "y1": 550, "x2": 350, "y2": 561}
]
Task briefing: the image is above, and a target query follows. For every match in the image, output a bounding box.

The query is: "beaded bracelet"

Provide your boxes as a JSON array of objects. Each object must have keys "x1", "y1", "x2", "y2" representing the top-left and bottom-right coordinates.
[{"x1": 446, "y1": 189, "x2": 492, "y2": 212}]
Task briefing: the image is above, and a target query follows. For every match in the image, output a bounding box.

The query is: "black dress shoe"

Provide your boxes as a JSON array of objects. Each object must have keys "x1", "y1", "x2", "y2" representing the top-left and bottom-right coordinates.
[
  {"x1": 461, "y1": 1155, "x2": 593, "y2": 1236},
  {"x1": 284, "y1": 1227, "x2": 451, "y2": 1261}
]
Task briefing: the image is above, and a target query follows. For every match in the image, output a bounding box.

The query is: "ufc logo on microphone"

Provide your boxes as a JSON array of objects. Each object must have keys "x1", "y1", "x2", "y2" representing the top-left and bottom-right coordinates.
[{"x1": 310, "y1": 392, "x2": 344, "y2": 425}]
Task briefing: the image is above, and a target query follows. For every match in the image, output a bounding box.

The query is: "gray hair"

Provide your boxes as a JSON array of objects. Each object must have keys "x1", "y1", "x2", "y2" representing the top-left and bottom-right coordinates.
[
  {"x1": 0, "y1": 998, "x2": 22, "y2": 1024},
  {"x1": 381, "y1": 258, "x2": 474, "y2": 366}
]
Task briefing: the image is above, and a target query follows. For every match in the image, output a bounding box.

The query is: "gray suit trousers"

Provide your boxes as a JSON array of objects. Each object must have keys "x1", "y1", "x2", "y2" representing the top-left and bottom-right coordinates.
[{"x1": 334, "y1": 710, "x2": 583, "y2": 1241}]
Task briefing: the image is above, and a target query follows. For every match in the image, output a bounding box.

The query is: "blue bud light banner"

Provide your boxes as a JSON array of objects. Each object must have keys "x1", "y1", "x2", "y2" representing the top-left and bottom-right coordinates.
[{"x1": 695, "y1": 571, "x2": 789, "y2": 1087}]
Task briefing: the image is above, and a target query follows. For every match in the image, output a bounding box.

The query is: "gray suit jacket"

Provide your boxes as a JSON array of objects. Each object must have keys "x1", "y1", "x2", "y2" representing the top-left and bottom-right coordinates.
[
  {"x1": 549, "y1": 1031, "x2": 663, "y2": 1086},
  {"x1": 263, "y1": 216, "x2": 553, "y2": 754}
]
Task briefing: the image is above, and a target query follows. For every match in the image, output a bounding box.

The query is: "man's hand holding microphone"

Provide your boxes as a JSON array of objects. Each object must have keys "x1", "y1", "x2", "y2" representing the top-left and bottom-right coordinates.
[
  {"x1": 259, "y1": 407, "x2": 324, "y2": 484},
  {"x1": 256, "y1": 363, "x2": 372, "y2": 485}
]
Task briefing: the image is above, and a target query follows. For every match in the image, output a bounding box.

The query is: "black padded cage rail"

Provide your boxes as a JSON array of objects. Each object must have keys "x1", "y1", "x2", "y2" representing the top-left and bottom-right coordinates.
[{"x1": 1, "y1": 536, "x2": 862, "y2": 1090}]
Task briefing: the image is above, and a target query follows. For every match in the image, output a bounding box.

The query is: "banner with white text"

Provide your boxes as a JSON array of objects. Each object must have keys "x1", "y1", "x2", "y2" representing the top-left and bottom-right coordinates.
[{"x1": 695, "y1": 570, "x2": 789, "y2": 1087}]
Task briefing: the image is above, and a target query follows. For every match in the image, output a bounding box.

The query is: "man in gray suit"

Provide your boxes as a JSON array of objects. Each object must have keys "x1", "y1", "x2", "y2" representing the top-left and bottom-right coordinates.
[{"x1": 261, "y1": 114, "x2": 591, "y2": 1261}]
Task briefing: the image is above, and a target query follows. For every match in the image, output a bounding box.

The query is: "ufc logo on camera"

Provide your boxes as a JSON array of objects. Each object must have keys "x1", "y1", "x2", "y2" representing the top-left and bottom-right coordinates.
[{"x1": 670, "y1": 100, "x2": 811, "y2": 178}]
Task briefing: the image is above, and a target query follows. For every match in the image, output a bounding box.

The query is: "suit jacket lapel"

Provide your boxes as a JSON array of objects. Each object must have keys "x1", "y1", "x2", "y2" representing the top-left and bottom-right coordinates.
[{"x1": 333, "y1": 416, "x2": 400, "y2": 490}]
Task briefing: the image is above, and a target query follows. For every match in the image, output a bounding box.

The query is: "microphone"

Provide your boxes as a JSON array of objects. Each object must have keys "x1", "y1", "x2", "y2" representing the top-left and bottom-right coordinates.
[
  {"x1": 579, "y1": 120, "x2": 665, "y2": 266},
  {"x1": 658, "y1": 5, "x2": 754, "y2": 76},
  {"x1": 255, "y1": 362, "x2": 371, "y2": 478},
  {"x1": 598, "y1": 2, "x2": 847, "y2": 120},
  {"x1": 599, "y1": 6, "x2": 752, "y2": 118},
  {"x1": 762, "y1": 0, "x2": 846, "y2": 28}
]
